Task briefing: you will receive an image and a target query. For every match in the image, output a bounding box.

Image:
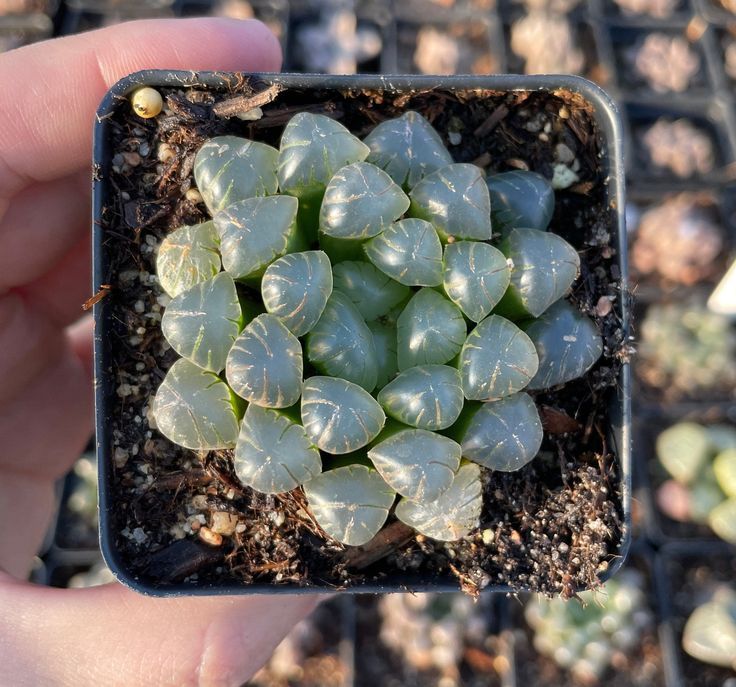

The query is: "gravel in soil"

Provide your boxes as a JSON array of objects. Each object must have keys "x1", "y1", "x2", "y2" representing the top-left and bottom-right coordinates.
[{"x1": 100, "y1": 78, "x2": 626, "y2": 595}]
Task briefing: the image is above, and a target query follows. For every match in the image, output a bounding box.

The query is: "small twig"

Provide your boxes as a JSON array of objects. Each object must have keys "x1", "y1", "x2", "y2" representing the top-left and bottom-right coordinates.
[
  {"x1": 82, "y1": 285, "x2": 111, "y2": 311},
  {"x1": 473, "y1": 104, "x2": 509, "y2": 137},
  {"x1": 212, "y1": 83, "x2": 283, "y2": 118},
  {"x1": 342, "y1": 521, "x2": 415, "y2": 569}
]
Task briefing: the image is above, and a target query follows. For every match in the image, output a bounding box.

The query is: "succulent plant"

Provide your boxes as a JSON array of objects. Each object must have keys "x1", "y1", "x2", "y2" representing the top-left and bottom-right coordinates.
[
  {"x1": 525, "y1": 570, "x2": 653, "y2": 684},
  {"x1": 682, "y1": 586, "x2": 736, "y2": 670},
  {"x1": 656, "y1": 421, "x2": 736, "y2": 544},
  {"x1": 152, "y1": 109, "x2": 604, "y2": 547},
  {"x1": 378, "y1": 592, "x2": 492, "y2": 679},
  {"x1": 638, "y1": 298, "x2": 736, "y2": 398}
]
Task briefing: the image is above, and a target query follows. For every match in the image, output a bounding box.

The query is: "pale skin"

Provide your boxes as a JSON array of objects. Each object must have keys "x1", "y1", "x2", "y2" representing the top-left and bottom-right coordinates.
[{"x1": 0, "y1": 18, "x2": 321, "y2": 686}]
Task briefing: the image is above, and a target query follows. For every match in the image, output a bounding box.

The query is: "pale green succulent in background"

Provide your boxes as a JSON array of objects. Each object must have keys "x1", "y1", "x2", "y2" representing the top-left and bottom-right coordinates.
[
  {"x1": 525, "y1": 570, "x2": 652, "y2": 684},
  {"x1": 656, "y1": 422, "x2": 736, "y2": 544},
  {"x1": 683, "y1": 586, "x2": 736, "y2": 670},
  {"x1": 151, "y1": 110, "x2": 604, "y2": 548}
]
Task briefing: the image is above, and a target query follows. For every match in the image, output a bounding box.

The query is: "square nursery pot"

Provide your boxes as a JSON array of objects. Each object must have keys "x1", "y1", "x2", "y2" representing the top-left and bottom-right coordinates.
[{"x1": 93, "y1": 71, "x2": 631, "y2": 597}]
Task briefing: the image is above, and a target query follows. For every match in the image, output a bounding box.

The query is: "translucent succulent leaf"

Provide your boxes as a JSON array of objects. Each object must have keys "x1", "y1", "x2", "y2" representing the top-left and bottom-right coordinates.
[
  {"x1": 497, "y1": 227, "x2": 580, "y2": 318},
  {"x1": 460, "y1": 315, "x2": 539, "y2": 401},
  {"x1": 443, "y1": 241, "x2": 510, "y2": 322},
  {"x1": 233, "y1": 404, "x2": 321, "y2": 494},
  {"x1": 714, "y1": 449, "x2": 736, "y2": 498},
  {"x1": 377, "y1": 365, "x2": 463, "y2": 431},
  {"x1": 303, "y1": 465, "x2": 395, "y2": 546},
  {"x1": 152, "y1": 358, "x2": 240, "y2": 450},
  {"x1": 656, "y1": 422, "x2": 713, "y2": 485},
  {"x1": 368, "y1": 320, "x2": 399, "y2": 390},
  {"x1": 690, "y1": 476, "x2": 725, "y2": 524},
  {"x1": 364, "y1": 218, "x2": 443, "y2": 287},
  {"x1": 486, "y1": 170, "x2": 555, "y2": 233},
  {"x1": 160, "y1": 272, "x2": 241, "y2": 373},
  {"x1": 215, "y1": 195, "x2": 299, "y2": 280},
  {"x1": 306, "y1": 291, "x2": 378, "y2": 392},
  {"x1": 193, "y1": 136, "x2": 278, "y2": 214},
  {"x1": 522, "y1": 301, "x2": 603, "y2": 390},
  {"x1": 459, "y1": 393, "x2": 543, "y2": 471},
  {"x1": 278, "y1": 112, "x2": 369, "y2": 197},
  {"x1": 226, "y1": 314, "x2": 303, "y2": 408},
  {"x1": 301, "y1": 376, "x2": 386, "y2": 454},
  {"x1": 368, "y1": 429, "x2": 461, "y2": 501},
  {"x1": 319, "y1": 162, "x2": 410, "y2": 239},
  {"x1": 397, "y1": 289, "x2": 466, "y2": 371},
  {"x1": 409, "y1": 164, "x2": 492, "y2": 242},
  {"x1": 364, "y1": 110, "x2": 453, "y2": 190},
  {"x1": 261, "y1": 250, "x2": 333, "y2": 336},
  {"x1": 156, "y1": 221, "x2": 221, "y2": 298},
  {"x1": 395, "y1": 463, "x2": 482, "y2": 541},
  {"x1": 683, "y1": 589, "x2": 736, "y2": 669},
  {"x1": 332, "y1": 261, "x2": 410, "y2": 321},
  {"x1": 709, "y1": 498, "x2": 736, "y2": 544}
]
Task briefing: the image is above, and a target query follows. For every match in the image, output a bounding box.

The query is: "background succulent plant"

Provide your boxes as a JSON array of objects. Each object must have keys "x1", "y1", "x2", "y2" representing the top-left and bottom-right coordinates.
[
  {"x1": 655, "y1": 421, "x2": 736, "y2": 544},
  {"x1": 152, "y1": 110, "x2": 603, "y2": 547},
  {"x1": 682, "y1": 586, "x2": 736, "y2": 670},
  {"x1": 525, "y1": 570, "x2": 653, "y2": 684}
]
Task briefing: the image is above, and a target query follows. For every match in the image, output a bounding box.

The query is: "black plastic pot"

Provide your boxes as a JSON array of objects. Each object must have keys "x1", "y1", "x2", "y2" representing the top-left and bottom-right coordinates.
[{"x1": 93, "y1": 71, "x2": 631, "y2": 596}]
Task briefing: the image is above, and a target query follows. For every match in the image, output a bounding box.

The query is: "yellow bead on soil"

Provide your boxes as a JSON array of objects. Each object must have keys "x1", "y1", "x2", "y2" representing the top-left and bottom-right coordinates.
[{"x1": 131, "y1": 87, "x2": 163, "y2": 119}]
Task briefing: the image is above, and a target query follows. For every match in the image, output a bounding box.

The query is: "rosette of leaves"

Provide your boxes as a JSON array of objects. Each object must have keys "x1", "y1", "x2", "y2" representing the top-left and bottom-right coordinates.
[
  {"x1": 150, "y1": 109, "x2": 607, "y2": 550},
  {"x1": 656, "y1": 422, "x2": 736, "y2": 544},
  {"x1": 525, "y1": 571, "x2": 652, "y2": 684}
]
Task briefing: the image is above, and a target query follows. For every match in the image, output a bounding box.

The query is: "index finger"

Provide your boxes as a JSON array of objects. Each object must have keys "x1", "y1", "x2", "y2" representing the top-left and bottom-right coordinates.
[{"x1": 0, "y1": 17, "x2": 282, "y2": 198}]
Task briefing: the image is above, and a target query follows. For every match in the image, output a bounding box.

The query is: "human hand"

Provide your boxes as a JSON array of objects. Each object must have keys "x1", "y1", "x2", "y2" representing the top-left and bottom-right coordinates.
[{"x1": 0, "y1": 19, "x2": 319, "y2": 686}]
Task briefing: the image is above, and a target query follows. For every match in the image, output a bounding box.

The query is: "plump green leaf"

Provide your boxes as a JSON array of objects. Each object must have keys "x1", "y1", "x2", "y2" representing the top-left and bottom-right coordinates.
[
  {"x1": 443, "y1": 241, "x2": 510, "y2": 322},
  {"x1": 397, "y1": 289, "x2": 466, "y2": 371},
  {"x1": 261, "y1": 250, "x2": 333, "y2": 336},
  {"x1": 656, "y1": 422, "x2": 713, "y2": 485},
  {"x1": 364, "y1": 110, "x2": 453, "y2": 190},
  {"x1": 306, "y1": 291, "x2": 378, "y2": 392},
  {"x1": 214, "y1": 195, "x2": 300, "y2": 280},
  {"x1": 409, "y1": 163, "x2": 492, "y2": 242},
  {"x1": 156, "y1": 221, "x2": 221, "y2": 298},
  {"x1": 708, "y1": 425, "x2": 736, "y2": 452},
  {"x1": 522, "y1": 301, "x2": 603, "y2": 390},
  {"x1": 193, "y1": 136, "x2": 278, "y2": 214},
  {"x1": 683, "y1": 588, "x2": 736, "y2": 669},
  {"x1": 226, "y1": 314, "x2": 303, "y2": 408},
  {"x1": 303, "y1": 465, "x2": 395, "y2": 546},
  {"x1": 377, "y1": 365, "x2": 463, "y2": 431},
  {"x1": 319, "y1": 161, "x2": 409, "y2": 239},
  {"x1": 152, "y1": 358, "x2": 240, "y2": 450},
  {"x1": 233, "y1": 404, "x2": 321, "y2": 494},
  {"x1": 714, "y1": 450, "x2": 736, "y2": 498},
  {"x1": 368, "y1": 320, "x2": 399, "y2": 390},
  {"x1": 161, "y1": 272, "x2": 241, "y2": 373},
  {"x1": 395, "y1": 462, "x2": 482, "y2": 541},
  {"x1": 708, "y1": 498, "x2": 736, "y2": 544},
  {"x1": 301, "y1": 376, "x2": 386, "y2": 454},
  {"x1": 278, "y1": 112, "x2": 369, "y2": 197},
  {"x1": 368, "y1": 429, "x2": 461, "y2": 501},
  {"x1": 459, "y1": 393, "x2": 543, "y2": 471},
  {"x1": 486, "y1": 170, "x2": 555, "y2": 233},
  {"x1": 690, "y1": 476, "x2": 725, "y2": 524},
  {"x1": 459, "y1": 315, "x2": 539, "y2": 401},
  {"x1": 497, "y1": 227, "x2": 580, "y2": 318},
  {"x1": 332, "y1": 261, "x2": 410, "y2": 321},
  {"x1": 364, "y1": 218, "x2": 443, "y2": 287}
]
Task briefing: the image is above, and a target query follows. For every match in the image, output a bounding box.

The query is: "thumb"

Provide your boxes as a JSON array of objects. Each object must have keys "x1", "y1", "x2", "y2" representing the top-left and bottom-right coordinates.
[{"x1": 0, "y1": 573, "x2": 320, "y2": 687}]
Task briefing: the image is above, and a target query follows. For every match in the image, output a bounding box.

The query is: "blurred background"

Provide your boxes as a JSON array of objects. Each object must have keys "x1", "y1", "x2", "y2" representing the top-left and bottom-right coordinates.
[{"x1": 7, "y1": 0, "x2": 736, "y2": 685}]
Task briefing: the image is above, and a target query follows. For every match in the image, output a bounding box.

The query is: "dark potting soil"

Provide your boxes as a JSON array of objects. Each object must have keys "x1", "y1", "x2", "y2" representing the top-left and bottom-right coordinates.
[
  {"x1": 99, "y1": 78, "x2": 627, "y2": 595},
  {"x1": 666, "y1": 553, "x2": 736, "y2": 687}
]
